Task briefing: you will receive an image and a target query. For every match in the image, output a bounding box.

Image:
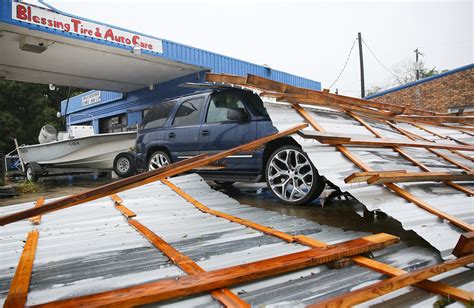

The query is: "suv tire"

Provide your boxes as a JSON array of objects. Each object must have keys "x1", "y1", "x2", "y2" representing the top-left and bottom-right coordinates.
[
  {"x1": 148, "y1": 151, "x2": 171, "y2": 171},
  {"x1": 113, "y1": 152, "x2": 137, "y2": 178},
  {"x1": 265, "y1": 145, "x2": 325, "y2": 205}
]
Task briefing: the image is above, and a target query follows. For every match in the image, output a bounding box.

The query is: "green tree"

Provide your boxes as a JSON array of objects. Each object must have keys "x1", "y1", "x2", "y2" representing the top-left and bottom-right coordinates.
[{"x1": 0, "y1": 81, "x2": 84, "y2": 153}]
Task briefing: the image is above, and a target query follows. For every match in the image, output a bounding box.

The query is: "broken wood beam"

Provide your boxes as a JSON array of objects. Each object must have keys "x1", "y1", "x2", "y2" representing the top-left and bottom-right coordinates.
[
  {"x1": 309, "y1": 253, "x2": 474, "y2": 308},
  {"x1": 297, "y1": 130, "x2": 474, "y2": 151},
  {"x1": 29, "y1": 197, "x2": 45, "y2": 225},
  {"x1": 365, "y1": 171, "x2": 474, "y2": 185},
  {"x1": 352, "y1": 256, "x2": 474, "y2": 304},
  {"x1": 0, "y1": 123, "x2": 307, "y2": 227},
  {"x1": 452, "y1": 232, "x2": 474, "y2": 258},
  {"x1": 4, "y1": 230, "x2": 39, "y2": 308},
  {"x1": 344, "y1": 170, "x2": 408, "y2": 184},
  {"x1": 395, "y1": 114, "x2": 474, "y2": 125},
  {"x1": 32, "y1": 233, "x2": 399, "y2": 308}
]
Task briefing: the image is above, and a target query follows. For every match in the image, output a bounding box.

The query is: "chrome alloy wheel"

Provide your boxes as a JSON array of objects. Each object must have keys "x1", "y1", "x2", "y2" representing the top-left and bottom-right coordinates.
[
  {"x1": 148, "y1": 153, "x2": 170, "y2": 171},
  {"x1": 267, "y1": 148, "x2": 314, "y2": 202}
]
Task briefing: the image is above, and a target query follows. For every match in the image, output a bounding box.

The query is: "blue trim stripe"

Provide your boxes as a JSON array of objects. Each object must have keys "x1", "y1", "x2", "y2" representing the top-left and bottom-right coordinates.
[{"x1": 366, "y1": 63, "x2": 473, "y2": 99}]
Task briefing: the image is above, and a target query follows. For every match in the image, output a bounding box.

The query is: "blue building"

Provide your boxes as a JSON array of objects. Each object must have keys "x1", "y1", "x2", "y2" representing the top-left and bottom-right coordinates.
[{"x1": 0, "y1": 0, "x2": 320, "y2": 133}]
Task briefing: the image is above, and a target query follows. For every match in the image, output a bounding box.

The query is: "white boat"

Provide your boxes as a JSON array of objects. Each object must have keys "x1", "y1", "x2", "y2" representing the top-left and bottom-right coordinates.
[{"x1": 18, "y1": 125, "x2": 136, "y2": 171}]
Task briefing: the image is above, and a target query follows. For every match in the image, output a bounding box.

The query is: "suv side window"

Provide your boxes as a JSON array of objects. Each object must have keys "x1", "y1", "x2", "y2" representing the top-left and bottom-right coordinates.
[
  {"x1": 206, "y1": 92, "x2": 246, "y2": 123},
  {"x1": 172, "y1": 97, "x2": 205, "y2": 126},
  {"x1": 141, "y1": 100, "x2": 176, "y2": 130}
]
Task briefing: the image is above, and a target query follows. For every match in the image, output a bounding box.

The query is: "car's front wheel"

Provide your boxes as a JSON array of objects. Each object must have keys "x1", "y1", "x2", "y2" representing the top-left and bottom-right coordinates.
[
  {"x1": 148, "y1": 151, "x2": 171, "y2": 171},
  {"x1": 265, "y1": 145, "x2": 325, "y2": 205}
]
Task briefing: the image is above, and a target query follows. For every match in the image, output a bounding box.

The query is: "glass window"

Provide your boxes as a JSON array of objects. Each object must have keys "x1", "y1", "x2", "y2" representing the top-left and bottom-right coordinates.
[
  {"x1": 242, "y1": 92, "x2": 268, "y2": 116},
  {"x1": 140, "y1": 101, "x2": 176, "y2": 130},
  {"x1": 99, "y1": 114, "x2": 127, "y2": 133},
  {"x1": 172, "y1": 98, "x2": 205, "y2": 126},
  {"x1": 206, "y1": 92, "x2": 246, "y2": 123}
]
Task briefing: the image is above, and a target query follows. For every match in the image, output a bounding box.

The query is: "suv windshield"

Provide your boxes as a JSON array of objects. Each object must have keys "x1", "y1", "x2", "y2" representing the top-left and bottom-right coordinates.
[{"x1": 140, "y1": 100, "x2": 176, "y2": 129}]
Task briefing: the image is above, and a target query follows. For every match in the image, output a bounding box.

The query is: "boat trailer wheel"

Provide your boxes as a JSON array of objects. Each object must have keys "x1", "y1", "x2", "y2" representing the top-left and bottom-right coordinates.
[{"x1": 25, "y1": 162, "x2": 42, "y2": 182}]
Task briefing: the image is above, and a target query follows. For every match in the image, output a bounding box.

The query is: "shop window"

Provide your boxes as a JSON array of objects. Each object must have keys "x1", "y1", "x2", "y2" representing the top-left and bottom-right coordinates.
[
  {"x1": 172, "y1": 98, "x2": 205, "y2": 126},
  {"x1": 99, "y1": 113, "x2": 128, "y2": 133}
]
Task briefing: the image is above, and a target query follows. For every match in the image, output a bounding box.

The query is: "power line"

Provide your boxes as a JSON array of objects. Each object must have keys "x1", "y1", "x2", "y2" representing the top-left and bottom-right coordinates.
[
  {"x1": 361, "y1": 38, "x2": 399, "y2": 79},
  {"x1": 328, "y1": 37, "x2": 357, "y2": 89}
]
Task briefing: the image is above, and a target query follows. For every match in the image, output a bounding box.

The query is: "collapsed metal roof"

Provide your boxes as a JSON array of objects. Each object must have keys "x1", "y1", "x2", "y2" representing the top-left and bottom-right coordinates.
[
  {"x1": 1, "y1": 174, "x2": 472, "y2": 307},
  {"x1": 1, "y1": 73, "x2": 473, "y2": 306},
  {"x1": 263, "y1": 103, "x2": 474, "y2": 259}
]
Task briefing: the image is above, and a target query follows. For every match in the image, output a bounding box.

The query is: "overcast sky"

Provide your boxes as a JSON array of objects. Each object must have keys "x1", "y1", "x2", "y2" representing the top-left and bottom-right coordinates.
[{"x1": 48, "y1": 0, "x2": 472, "y2": 97}]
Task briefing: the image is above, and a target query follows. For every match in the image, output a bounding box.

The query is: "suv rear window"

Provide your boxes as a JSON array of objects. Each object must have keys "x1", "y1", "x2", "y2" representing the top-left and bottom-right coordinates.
[
  {"x1": 172, "y1": 97, "x2": 205, "y2": 126},
  {"x1": 141, "y1": 100, "x2": 176, "y2": 129}
]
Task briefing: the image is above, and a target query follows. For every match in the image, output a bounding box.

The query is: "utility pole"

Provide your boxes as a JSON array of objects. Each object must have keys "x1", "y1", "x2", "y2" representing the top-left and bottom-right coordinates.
[
  {"x1": 414, "y1": 48, "x2": 423, "y2": 80},
  {"x1": 358, "y1": 32, "x2": 365, "y2": 98}
]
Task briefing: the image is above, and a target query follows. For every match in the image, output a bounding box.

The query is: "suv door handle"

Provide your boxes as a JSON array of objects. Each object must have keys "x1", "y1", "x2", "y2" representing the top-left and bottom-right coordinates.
[
  {"x1": 168, "y1": 132, "x2": 176, "y2": 138},
  {"x1": 201, "y1": 130, "x2": 210, "y2": 136}
]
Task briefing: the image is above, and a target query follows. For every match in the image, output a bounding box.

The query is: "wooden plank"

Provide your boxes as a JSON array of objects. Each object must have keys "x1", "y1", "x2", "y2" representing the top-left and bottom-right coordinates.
[
  {"x1": 395, "y1": 114, "x2": 474, "y2": 125},
  {"x1": 445, "y1": 182, "x2": 474, "y2": 197},
  {"x1": 110, "y1": 194, "x2": 136, "y2": 218},
  {"x1": 32, "y1": 233, "x2": 399, "y2": 308},
  {"x1": 29, "y1": 197, "x2": 45, "y2": 225},
  {"x1": 0, "y1": 123, "x2": 308, "y2": 227},
  {"x1": 297, "y1": 130, "x2": 474, "y2": 151},
  {"x1": 283, "y1": 96, "x2": 393, "y2": 119},
  {"x1": 385, "y1": 182, "x2": 473, "y2": 231},
  {"x1": 344, "y1": 170, "x2": 407, "y2": 184},
  {"x1": 366, "y1": 171, "x2": 474, "y2": 185},
  {"x1": 4, "y1": 230, "x2": 39, "y2": 308},
  {"x1": 205, "y1": 72, "x2": 247, "y2": 85},
  {"x1": 428, "y1": 148, "x2": 472, "y2": 171},
  {"x1": 351, "y1": 256, "x2": 474, "y2": 303},
  {"x1": 309, "y1": 254, "x2": 474, "y2": 308},
  {"x1": 452, "y1": 232, "x2": 474, "y2": 257},
  {"x1": 411, "y1": 123, "x2": 471, "y2": 145}
]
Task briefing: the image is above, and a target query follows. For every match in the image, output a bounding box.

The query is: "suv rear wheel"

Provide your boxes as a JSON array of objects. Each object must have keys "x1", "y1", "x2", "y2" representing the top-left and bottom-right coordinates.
[
  {"x1": 148, "y1": 151, "x2": 171, "y2": 171},
  {"x1": 265, "y1": 145, "x2": 325, "y2": 205}
]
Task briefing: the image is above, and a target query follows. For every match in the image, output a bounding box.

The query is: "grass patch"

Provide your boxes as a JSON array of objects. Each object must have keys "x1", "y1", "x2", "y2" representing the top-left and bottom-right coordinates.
[{"x1": 17, "y1": 181, "x2": 41, "y2": 194}]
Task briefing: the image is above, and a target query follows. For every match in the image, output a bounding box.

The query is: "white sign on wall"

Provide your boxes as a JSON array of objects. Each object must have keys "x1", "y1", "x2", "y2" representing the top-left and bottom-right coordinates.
[
  {"x1": 81, "y1": 91, "x2": 101, "y2": 107},
  {"x1": 12, "y1": 2, "x2": 164, "y2": 53}
]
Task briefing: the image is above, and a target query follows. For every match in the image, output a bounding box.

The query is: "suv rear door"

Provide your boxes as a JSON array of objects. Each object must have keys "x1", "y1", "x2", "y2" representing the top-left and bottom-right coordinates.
[
  {"x1": 199, "y1": 91, "x2": 257, "y2": 172},
  {"x1": 164, "y1": 96, "x2": 206, "y2": 162}
]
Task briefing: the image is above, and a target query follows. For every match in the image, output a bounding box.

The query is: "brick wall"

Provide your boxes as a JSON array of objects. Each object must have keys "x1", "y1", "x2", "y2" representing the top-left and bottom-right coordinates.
[{"x1": 371, "y1": 67, "x2": 473, "y2": 113}]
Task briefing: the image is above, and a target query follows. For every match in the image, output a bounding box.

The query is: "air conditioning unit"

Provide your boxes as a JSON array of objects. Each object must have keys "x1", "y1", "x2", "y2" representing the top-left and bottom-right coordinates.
[{"x1": 19, "y1": 36, "x2": 49, "y2": 53}]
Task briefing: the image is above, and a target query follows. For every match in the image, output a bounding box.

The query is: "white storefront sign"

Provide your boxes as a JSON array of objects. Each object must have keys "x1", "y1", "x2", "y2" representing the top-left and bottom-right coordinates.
[
  {"x1": 81, "y1": 91, "x2": 101, "y2": 107},
  {"x1": 12, "y1": 2, "x2": 163, "y2": 53}
]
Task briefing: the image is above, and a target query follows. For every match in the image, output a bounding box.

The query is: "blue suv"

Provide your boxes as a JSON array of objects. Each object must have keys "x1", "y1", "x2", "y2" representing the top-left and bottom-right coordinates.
[{"x1": 114, "y1": 88, "x2": 325, "y2": 205}]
